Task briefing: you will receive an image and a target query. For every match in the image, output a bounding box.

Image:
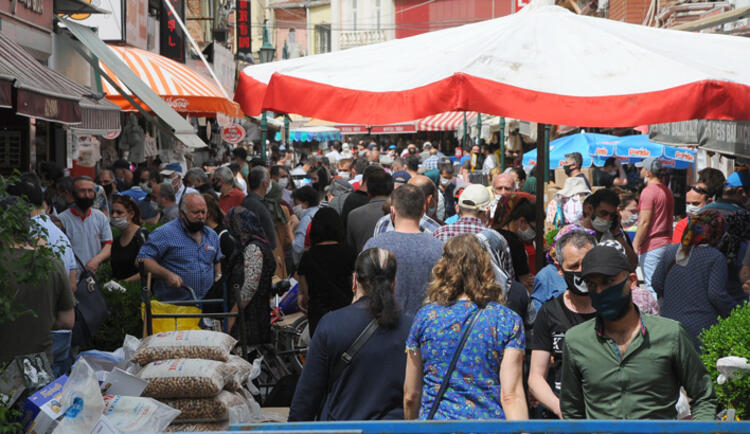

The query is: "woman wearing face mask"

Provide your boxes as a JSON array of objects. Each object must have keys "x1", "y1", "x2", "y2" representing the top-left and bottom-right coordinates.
[
  {"x1": 110, "y1": 195, "x2": 149, "y2": 282},
  {"x1": 492, "y1": 194, "x2": 538, "y2": 289},
  {"x1": 618, "y1": 195, "x2": 639, "y2": 230}
]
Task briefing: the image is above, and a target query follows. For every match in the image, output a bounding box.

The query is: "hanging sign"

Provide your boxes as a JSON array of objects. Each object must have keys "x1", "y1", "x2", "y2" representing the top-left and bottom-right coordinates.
[
  {"x1": 160, "y1": 0, "x2": 185, "y2": 62},
  {"x1": 102, "y1": 130, "x2": 121, "y2": 140},
  {"x1": 221, "y1": 124, "x2": 246, "y2": 144},
  {"x1": 236, "y1": 0, "x2": 252, "y2": 60}
]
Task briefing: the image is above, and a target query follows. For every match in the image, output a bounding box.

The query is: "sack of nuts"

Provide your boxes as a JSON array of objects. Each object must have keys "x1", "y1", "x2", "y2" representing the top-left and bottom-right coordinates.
[
  {"x1": 138, "y1": 359, "x2": 230, "y2": 399},
  {"x1": 224, "y1": 355, "x2": 253, "y2": 391},
  {"x1": 131, "y1": 330, "x2": 237, "y2": 365},
  {"x1": 160, "y1": 390, "x2": 251, "y2": 423},
  {"x1": 165, "y1": 422, "x2": 229, "y2": 432}
]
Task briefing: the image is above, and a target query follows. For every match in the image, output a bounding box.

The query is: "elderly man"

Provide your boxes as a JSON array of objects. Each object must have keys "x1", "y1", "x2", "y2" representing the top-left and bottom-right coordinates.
[
  {"x1": 213, "y1": 166, "x2": 245, "y2": 213},
  {"x1": 154, "y1": 183, "x2": 179, "y2": 223},
  {"x1": 58, "y1": 176, "x2": 112, "y2": 274},
  {"x1": 138, "y1": 193, "x2": 221, "y2": 301},
  {"x1": 241, "y1": 166, "x2": 278, "y2": 250},
  {"x1": 160, "y1": 162, "x2": 198, "y2": 205},
  {"x1": 492, "y1": 173, "x2": 516, "y2": 198},
  {"x1": 563, "y1": 152, "x2": 591, "y2": 190}
]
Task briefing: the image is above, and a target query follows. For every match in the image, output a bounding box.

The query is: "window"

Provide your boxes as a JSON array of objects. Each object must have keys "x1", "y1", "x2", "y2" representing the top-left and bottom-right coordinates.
[{"x1": 315, "y1": 24, "x2": 331, "y2": 53}]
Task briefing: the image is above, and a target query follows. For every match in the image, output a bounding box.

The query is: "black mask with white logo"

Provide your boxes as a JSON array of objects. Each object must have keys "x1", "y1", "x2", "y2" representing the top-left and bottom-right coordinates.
[{"x1": 563, "y1": 270, "x2": 588, "y2": 296}]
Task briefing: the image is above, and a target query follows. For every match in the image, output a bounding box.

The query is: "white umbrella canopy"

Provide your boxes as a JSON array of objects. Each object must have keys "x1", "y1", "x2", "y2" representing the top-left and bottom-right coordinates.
[{"x1": 235, "y1": 1, "x2": 750, "y2": 127}]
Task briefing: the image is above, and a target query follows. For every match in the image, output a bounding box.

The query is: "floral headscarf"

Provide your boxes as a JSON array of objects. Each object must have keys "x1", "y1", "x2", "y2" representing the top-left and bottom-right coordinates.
[
  {"x1": 681, "y1": 210, "x2": 726, "y2": 254},
  {"x1": 223, "y1": 206, "x2": 268, "y2": 247}
]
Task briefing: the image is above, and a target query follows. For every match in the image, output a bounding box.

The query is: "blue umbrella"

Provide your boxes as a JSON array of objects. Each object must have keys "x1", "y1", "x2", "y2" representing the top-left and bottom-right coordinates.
[
  {"x1": 609, "y1": 135, "x2": 695, "y2": 169},
  {"x1": 523, "y1": 133, "x2": 619, "y2": 168}
]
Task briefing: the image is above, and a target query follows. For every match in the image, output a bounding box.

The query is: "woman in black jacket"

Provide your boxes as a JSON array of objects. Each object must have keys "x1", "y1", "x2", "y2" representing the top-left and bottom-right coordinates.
[{"x1": 289, "y1": 248, "x2": 412, "y2": 421}]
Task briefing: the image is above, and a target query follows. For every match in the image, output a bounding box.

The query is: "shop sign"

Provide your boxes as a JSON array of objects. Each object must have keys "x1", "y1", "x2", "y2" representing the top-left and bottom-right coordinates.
[
  {"x1": 160, "y1": 0, "x2": 185, "y2": 63},
  {"x1": 165, "y1": 97, "x2": 189, "y2": 110},
  {"x1": 371, "y1": 124, "x2": 416, "y2": 134},
  {"x1": 650, "y1": 119, "x2": 750, "y2": 159},
  {"x1": 221, "y1": 124, "x2": 246, "y2": 144},
  {"x1": 236, "y1": 0, "x2": 252, "y2": 59},
  {"x1": 102, "y1": 130, "x2": 121, "y2": 140},
  {"x1": 61, "y1": 0, "x2": 124, "y2": 42},
  {"x1": 515, "y1": 0, "x2": 530, "y2": 12},
  {"x1": 338, "y1": 125, "x2": 367, "y2": 134}
]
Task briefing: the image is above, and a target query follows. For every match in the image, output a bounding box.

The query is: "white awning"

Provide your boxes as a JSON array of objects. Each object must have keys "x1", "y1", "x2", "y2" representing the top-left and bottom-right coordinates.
[{"x1": 61, "y1": 18, "x2": 207, "y2": 149}]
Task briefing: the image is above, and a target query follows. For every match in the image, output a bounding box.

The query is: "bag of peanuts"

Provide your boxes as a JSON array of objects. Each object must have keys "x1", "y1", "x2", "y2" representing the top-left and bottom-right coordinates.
[
  {"x1": 138, "y1": 359, "x2": 230, "y2": 399},
  {"x1": 224, "y1": 355, "x2": 253, "y2": 391},
  {"x1": 131, "y1": 330, "x2": 237, "y2": 365},
  {"x1": 165, "y1": 422, "x2": 229, "y2": 432},
  {"x1": 160, "y1": 390, "x2": 251, "y2": 423}
]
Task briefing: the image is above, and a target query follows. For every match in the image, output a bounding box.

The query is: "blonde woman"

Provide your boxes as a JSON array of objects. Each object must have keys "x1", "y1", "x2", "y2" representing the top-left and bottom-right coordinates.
[{"x1": 404, "y1": 234, "x2": 528, "y2": 420}]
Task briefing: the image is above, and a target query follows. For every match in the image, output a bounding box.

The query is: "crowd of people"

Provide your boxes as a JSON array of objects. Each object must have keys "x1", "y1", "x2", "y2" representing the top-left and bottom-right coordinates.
[{"x1": 3, "y1": 138, "x2": 750, "y2": 422}]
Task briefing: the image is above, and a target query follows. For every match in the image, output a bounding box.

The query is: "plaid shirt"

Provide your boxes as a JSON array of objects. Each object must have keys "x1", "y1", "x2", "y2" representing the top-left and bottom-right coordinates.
[
  {"x1": 422, "y1": 155, "x2": 440, "y2": 171},
  {"x1": 433, "y1": 217, "x2": 515, "y2": 279},
  {"x1": 373, "y1": 214, "x2": 441, "y2": 236}
]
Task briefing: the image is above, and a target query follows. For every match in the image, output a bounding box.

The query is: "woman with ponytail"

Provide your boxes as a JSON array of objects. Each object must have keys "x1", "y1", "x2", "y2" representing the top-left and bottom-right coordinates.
[
  {"x1": 289, "y1": 248, "x2": 412, "y2": 421},
  {"x1": 404, "y1": 234, "x2": 528, "y2": 420}
]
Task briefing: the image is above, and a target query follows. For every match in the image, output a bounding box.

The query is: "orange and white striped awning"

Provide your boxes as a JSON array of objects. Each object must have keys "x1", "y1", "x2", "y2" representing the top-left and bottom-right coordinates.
[
  {"x1": 100, "y1": 46, "x2": 242, "y2": 118},
  {"x1": 416, "y1": 111, "x2": 477, "y2": 131}
]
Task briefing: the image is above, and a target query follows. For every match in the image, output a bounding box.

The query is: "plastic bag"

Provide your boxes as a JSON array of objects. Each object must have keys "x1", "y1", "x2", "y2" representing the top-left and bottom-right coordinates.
[
  {"x1": 131, "y1": 330, "x2": 237, "y2": 365},
  {"x1": 236, "y1": 388, "x2": 263, "y2": 422},
  {"x1": 165, "y1": 421, "x2": 229, "y2": 432},
  {"x1": 101, "y1": 394, "x2": 180, "y2": 432},
  {"x1": 224, "y1": 355, "x2": 252, "y2": 391},
  {"x1": 160, "y1": 390, "x2": 250, "y2": 423},
  {"x1": 717, "y1": 356, "x2": 750, "y2": 384},
  {"x1": 142, "y1": 300, "x2": 201, "y2": 334},
  {"x1": 53, "y1": 359, "x2": 104, "y2": 434},
  {"x1": 138, "y1": 359, "x2": 230, "y2": 399}
]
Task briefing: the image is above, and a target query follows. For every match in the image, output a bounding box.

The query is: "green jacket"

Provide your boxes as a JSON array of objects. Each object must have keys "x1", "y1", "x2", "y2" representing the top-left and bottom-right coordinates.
[{"x1": 560, "y1": 312, "x2": 716, "y2": 420}]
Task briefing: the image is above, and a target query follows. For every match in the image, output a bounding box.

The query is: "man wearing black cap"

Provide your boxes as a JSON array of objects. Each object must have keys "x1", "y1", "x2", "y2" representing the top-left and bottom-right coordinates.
[{"x1": 560, "y1": 244, "x2": 716, "y2": 420}]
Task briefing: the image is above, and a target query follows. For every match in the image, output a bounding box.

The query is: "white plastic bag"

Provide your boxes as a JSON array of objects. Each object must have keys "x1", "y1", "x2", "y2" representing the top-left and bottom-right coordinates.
[
  {"x1": 717, "y1": 356, "x2": 750, "y2": 384},
  {"x1": 246, "y1": 357, "x2": 262, "y2": 395},
  {"x1": 53, "y1": 359, "x2": 104, "y2": 434},
  {"x1": 101, "y1": 394, "x2": 180, "y2": 432}
]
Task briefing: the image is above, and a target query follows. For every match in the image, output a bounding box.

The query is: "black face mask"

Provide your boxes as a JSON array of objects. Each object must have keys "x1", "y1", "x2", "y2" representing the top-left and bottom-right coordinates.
[
  {"x1": 103, "y1": 183, "x2": 113, "y2": 195},
  {"x1": 182, "y1": 213, "x2": 204, "y2": 233},
  {"x1": 563, "y1": 270, "x2": 589, "y2": 296},
  {"x1": 74, "y1": 194, "x2": 94, "y2": 211},
  {"x1": 564, "y1": 165, "x2": 574, "y2": 176}
]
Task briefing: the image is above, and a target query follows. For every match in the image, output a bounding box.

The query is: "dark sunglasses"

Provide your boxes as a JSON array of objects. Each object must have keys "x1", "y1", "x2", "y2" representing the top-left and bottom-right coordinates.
[{"x1": 689, "y1": 185, "x2": 710, "y2": 196}]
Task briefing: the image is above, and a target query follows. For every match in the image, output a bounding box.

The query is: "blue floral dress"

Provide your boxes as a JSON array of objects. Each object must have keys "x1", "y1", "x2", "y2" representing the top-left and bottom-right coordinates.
[{"x1": 406, "y1": 300, "x2": 525, "y2": 420}]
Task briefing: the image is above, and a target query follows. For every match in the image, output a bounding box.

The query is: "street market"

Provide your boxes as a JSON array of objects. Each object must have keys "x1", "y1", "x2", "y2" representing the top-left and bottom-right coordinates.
[{"x1": 2, "y1": 0, "x2": 750, "y2": 433}]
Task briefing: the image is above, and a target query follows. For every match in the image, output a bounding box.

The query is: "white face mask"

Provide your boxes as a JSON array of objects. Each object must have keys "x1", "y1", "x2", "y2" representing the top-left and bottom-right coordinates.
[
  {"x1": 278, "y1": 178, "x2": 289, "y2": 189},
  {"x1": 440, "y1": 176, "x2": 451, "y2": 187},
  {"x1": 686, "y1": 204, "x2": 702, "y2": 216},
  {"x1": 338, "y1": 171, "x2": 350, "y2": 181},
  {"x1": 110, "y1": 216, "x2": 129, "y2": 230},
  {"x1": 592, "y1": 216, "x2": 611, "y2": 233},
  {"x1": 293, "y1": 204, "x2": 304, "y2": 218},
  {"x1": 622, "y1": 213, "x2": 638, "y2": 227},
  {"x1": 516, "y1": 224, "x2": 536, "y2": 242}
]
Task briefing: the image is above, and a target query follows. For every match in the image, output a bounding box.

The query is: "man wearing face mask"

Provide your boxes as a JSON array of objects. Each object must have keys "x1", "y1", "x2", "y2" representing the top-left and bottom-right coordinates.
[
  {"x1": 58, "y1": 177, "x2": 113, "y2": 275},
  {"x1": 212, "y1": 166, "x2": 245, "y2": 213},
  {"x1": 160, "y1": 163, "x2": 198, "y2": 206},
  {"x1": 138, "y1": 193, "x2": 222, "y2": 301},
  {"x1": 560, "y1": 244, "x2": 717, "y2": 420},
  {"x1": 95, "y1": 169, "x2": 116, "y2": 216},
  {"x1": 580, "y1": 189, "x2": 638, "y2": 270},
  {"x1": 562, "y1": 152, "x2": 591, "y2": 190},
  {"x1": 529, "y1": 229, "x2": 597, "y2": 419},
  {"x1": 241, "y1": 166, "x2": 278, "y2": 251}
]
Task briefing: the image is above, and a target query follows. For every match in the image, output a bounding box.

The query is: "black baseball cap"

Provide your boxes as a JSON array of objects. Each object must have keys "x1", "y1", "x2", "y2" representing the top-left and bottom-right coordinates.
[{"x1": 581, "y1": 245, "x2": 630, "y2": 278}]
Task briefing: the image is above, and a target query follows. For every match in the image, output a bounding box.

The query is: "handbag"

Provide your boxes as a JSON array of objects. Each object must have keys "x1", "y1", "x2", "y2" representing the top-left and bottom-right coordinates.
[
  {"x1": 71, "y1": 255, "x2": 109, "y2": 346},
  {"x1": 426, "y1": 308, "x2": 483, "y2": 420}
]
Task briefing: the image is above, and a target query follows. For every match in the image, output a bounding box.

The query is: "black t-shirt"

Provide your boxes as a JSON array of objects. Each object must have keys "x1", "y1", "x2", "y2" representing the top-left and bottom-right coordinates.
[
  {"x1": 111, "y1": 229, "x2": 148, "y2": 280},
  {"x1": 341, "y1": 190, "x2": 370, "y2": 229},
  {"x1": 499, "y1": 229, "x2": 530, "y2": 279},
  {"x1": 298, "y1": 243, "x2": 358, "y2": 335},
  {"x1": 528, "y1": 293, "x2": 596, "y2": 395}
]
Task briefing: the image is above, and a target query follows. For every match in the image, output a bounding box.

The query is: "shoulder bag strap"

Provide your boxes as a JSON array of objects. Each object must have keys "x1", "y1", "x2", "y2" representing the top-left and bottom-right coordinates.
[
  {"x1": 327, "y1": 318, "x2": 379, "y2": 393},
  {"x1": 426, "y1": 308, "x2": 483, "y2": 420}
]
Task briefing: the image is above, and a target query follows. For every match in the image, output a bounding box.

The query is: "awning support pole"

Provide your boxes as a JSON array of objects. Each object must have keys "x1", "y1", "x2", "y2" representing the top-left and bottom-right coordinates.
[
  {"x1": 59, "y1": 31, "x2": 177, "y2": 141},
  {"x1": 476, "y1": 113, "x2": 482, "y2": 145},
  {"x1": 499, "y1": 117, "x2": 506, "y2": 170},
  {"x1": 284, "y1": 114, "x2": 290, "y2": 145},
  {"x1": 535, "y1": 123, "x2": 547, "y2": 271},
  {"x1": 544, "y1": 124, "x2": 551, "y2": 183},
  {"x1": 261, "y1": 111, "x2": 268, "y2": 163},
  {"x1": 462, "y1": 112, "x2": 468, "y2": 149},
  {"x1": 160, "y1": 0, "x2": 230, "y2": 100}
]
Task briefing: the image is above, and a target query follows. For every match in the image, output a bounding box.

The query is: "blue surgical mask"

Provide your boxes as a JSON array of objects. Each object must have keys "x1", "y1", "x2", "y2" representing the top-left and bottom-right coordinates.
[{"x1": 589, "y1": 278, "x2": 631, "y2": 321}]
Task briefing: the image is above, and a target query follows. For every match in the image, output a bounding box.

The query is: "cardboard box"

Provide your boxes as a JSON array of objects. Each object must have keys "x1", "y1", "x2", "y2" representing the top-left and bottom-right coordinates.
[{"x1": 21, "y1": 375, "x2": 67, "y2": 433}]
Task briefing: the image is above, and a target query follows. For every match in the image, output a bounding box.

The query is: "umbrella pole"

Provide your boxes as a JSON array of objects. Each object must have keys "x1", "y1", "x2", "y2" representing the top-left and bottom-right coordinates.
[
  {"x1": 499, "y1": 117, "x2": 506, "y2": 170},
  {"x1": 544, "y1": 125, "x2": 551, "y2": 183},
  {"x1": 535, "y1": 123, "x2": 547, "y2": 271},
  {"x1": 462, "y1": 112, "x2": 468, "y2": 149},
  {"x1": 261, "y1": 111, "x2": 268, "y2": 163}
]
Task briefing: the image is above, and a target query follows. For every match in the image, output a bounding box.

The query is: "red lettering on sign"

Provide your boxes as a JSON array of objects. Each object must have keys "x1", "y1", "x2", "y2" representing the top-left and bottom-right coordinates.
[
  {"x1": 239, "y1": 10, "x2": 248, "y2": 21},
  {"x1": 168, "y1": 19, "x2": 176, "y2": 32},
  {"x1": 240, "y1": 23, "x2": 248, "y2": 36},
  {"x1": 168, "y1": 36, "x2": 176, "y2": 47},
  {"x1": 239, "y1": 37, "x2": 250, "y2": 49}
]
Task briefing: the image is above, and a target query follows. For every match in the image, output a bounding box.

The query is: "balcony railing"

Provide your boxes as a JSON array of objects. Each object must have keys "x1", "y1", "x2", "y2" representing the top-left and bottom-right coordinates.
[{"x1": 338, "y1": 30, "x2": 388, "y2": 49}]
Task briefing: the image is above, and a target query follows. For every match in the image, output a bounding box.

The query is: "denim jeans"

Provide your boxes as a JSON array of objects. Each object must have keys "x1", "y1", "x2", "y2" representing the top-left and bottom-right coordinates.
[{"x1": 639, "y1": 244, "x2": 670, "y2": 300}]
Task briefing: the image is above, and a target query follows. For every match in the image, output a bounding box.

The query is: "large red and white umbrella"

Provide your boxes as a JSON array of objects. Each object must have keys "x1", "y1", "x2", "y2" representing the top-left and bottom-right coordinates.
[{"x1": 234, "y1": 2, "x2": 750, "y2": 127}]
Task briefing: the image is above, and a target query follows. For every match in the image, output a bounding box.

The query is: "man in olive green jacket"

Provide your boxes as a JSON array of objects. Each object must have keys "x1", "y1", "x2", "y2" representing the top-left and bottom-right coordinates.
[{"x1": 560, "y1": 243, "x2": 717, "y2": 420}]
